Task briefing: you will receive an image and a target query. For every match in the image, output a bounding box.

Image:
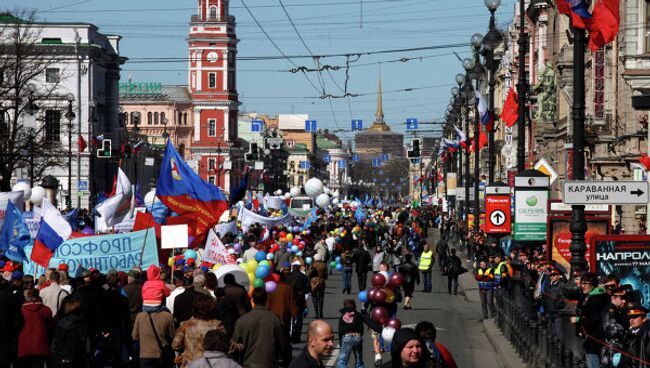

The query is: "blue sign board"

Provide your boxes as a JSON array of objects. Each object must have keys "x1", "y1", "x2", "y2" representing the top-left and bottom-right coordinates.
[
  {"x1": 406, "y1": 118, "x2": 419, "y2": 130},
  {"x1": 305, "y1": 120, "x2": 318, "y2": 132},
  {"x1": 77, "y1": 181, "x2": 89, "y2": 191},
  {"x1": 323, "y1": 154, "x2": 331, "y2": 163},
  {"x1": 352, "y1": 154, "x2": 360, "y2": 162},
  {"x1": 372, "y1": 158, "x2": 381, "y2": 167},
  {"x1": 299, "y1": 161, "x2": 311, "y2": 169},
  {"x1": 251, "y1": 120, "x2": 264, "y2": 132},
  {"x1": 351, "y1": 119, "x2": 363, "y2": 131},
  {"x1": 380, "y1": 153, "x2": 389, "y2": 161},
  {"x1": 337, "y1": 160, "x2": 346, "y2": 169}
]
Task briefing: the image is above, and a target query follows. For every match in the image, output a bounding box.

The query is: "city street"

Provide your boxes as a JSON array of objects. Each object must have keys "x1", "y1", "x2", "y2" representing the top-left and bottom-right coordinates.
[{"x1": 294, "y1": 230, "x2": 504, "y2": 368}]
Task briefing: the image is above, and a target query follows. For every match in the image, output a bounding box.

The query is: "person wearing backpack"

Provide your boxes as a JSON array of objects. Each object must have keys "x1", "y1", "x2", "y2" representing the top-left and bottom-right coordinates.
[{"x1": 51, "y1": 299, "x2": 88, "y2": 368}]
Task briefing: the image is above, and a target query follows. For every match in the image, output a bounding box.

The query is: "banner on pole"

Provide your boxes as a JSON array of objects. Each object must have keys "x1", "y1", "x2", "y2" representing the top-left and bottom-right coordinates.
[
  {"x1": 23, "y1": 228, "x2": 159, "y2": 276},
  {"x1": 238, "y1": 207, "x2": 292, "y2": 231},
  {"x1": 215, "y1": 221, "x2": 237, "y2": 237},
  {"x1": 203, "y1": 230, "x2": 236, "y2": 265}
]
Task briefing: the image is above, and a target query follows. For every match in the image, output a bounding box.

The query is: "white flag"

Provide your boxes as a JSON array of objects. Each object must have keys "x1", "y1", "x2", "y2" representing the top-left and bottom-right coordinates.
[
  {"x1": 95, "y1": 168, "x2": 132, "y2": 232},
  {"x1": 475, "y1": 90, "x2": 488, "y2": 119}
]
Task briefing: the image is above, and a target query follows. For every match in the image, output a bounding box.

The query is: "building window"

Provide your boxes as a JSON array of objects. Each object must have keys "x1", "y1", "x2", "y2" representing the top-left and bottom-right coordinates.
[
  {"x1": 148, "y1": 112, "x2": 152, "y2": 125},
  {"x1": 45, "y1": 68, "x2": 60, "y2": 83},
  {"x1": 209, "y1": 5, "x2": 218, "y2": 19},
  {"x1": 161, "y1": 112, "x2": 166, "y2": 125},
  {"x1": 154, "y1": 112, "x2": 159, "y2": 125},
  {"x1": 208, "y1": 176, "x2": 216, "y2": 185},
  {"x1": 594, "y1": 48, "x2": 605, "y2": 119},
  {"x1": 208, "y1": 119, "x2": 216, "y2": 136},
  {"x1": 45, "y1": 110, "x2": 61, "y2": 143},
  {"x1": 177, "y1": 111, "x2": 182, "y2": 125},
  {"x1": 208, "y1": 158, "x2": 216, "y2": 171},
  {"x1": 209, "y1": 73, "x2": 216, "y2": 89},
  {"x1": 183, "y1": 113, "x2": 188, "y2": 125}
]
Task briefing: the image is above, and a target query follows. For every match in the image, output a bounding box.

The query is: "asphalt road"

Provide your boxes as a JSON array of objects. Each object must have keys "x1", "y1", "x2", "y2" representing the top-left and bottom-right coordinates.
[{"x1": 292, "y1": 230, "x2": 505, "y2": 368}]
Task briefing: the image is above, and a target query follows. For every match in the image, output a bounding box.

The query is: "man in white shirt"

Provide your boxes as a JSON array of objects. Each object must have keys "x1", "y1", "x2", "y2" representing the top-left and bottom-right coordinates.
[
  {"x1": 166, "y1": 270, "x2": 186, "y2": 313},
  {"x1": 39, "y1": 270, "x2": 68, "y2": 317}
]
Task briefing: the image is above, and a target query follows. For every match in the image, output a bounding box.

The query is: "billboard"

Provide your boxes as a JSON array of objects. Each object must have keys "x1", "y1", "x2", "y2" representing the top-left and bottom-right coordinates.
[
  {"x1": 279, "y1": 114, "x2": 309, "y2": 130},
  {"x1": 549, "y1": 219, "x2": 608, "y2": 274},
  {"x1": 591, "y1": 235, "x2": 650, "y2": 307}
]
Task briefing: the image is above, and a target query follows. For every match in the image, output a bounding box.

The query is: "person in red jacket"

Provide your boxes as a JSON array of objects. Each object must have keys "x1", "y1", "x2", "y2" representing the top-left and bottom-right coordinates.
[
  {"x1": 18, "y1": 289, "x2": 53, "y2": 368},
  {"x1": 142, "y1": 265, "x2": 171, "y2": 312}
]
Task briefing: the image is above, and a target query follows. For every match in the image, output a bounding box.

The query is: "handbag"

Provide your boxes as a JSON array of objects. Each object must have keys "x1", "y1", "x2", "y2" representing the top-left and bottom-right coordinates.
[{"x1": 147, "y1": 312, "x2": 175, "y2": 368}]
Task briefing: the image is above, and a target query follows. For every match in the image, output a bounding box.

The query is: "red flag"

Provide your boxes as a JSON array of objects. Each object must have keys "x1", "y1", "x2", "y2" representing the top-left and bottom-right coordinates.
[
  {"x1": 588, "y1": 0, "x2": 619, "y2": 51},
  {"x1": 133, "y1": 211, "x2": 162, "y2": 239},
  {"x1": 501, "y1": 88, "x2": 519, "y2": 128},
  {"x1": 479, "y1": 131, "x2": 488, "y2": 150},
  {"x1": 640, "y1": 153, "x2": 650, "y2": 170},
  {"x1": 556, "y1": 0, "x2": 592, "y2": 29},
  {"x1": 77, "y1": 135, "x2": 87, "y2": 152}
]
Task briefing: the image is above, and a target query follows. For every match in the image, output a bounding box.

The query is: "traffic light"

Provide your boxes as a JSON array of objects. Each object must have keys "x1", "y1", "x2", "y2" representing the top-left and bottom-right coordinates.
[
  {"x1": 97, "y1": 139, "x2": 111, "y2": 158},
  {"x1": 122, "y1": 143, "x2": 132, "y2": 159},
  {"x1": 245, "y1": 142, "x2": 258, "y2": 161},
  {"x1": 407, "y1": 138, "x2": 421, "y2": 159}
]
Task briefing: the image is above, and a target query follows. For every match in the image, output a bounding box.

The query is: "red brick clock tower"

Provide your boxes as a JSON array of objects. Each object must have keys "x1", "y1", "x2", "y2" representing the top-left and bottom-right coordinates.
[{"x1": 189, "y1": 0, "x2": 240, "y2": 192}]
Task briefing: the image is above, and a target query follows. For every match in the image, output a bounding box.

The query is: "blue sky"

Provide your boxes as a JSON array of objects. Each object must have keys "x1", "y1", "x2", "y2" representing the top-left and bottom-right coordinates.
[{"x1": 4, "y1": 0, "x2": 513, "y2": 145}]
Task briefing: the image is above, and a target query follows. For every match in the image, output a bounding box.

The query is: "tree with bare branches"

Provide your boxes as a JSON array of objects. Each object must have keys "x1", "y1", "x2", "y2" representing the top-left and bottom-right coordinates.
[{"x1": 0, "y1": 10, "x2": 68, "y2": 191}]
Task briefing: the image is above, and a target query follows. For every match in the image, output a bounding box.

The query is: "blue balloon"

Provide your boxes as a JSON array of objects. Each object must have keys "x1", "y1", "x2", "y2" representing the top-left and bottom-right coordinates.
[
  {"x1": 291, "y1": 245, "x2": 299, "y2": 253},
  {"x1": 296, "y1": 251, "x2": 303, "y2": 257},
  {"x1": 255, "y1": 251, "x2": 267, "y2": 262},
  {"x1": 335, "y1": 256, "x2": 341, "y2": 263},
  {"x1": 358, "y1": 290, "x2": 369, "y2": 303},
  {"x1": 184, "y1": 249, "x2": 198, "y2": 260},
  {"x1": 266, "y1": 253, "x2": 275, "y2": 260},
  {"x1": 335, "y1": 263, "x2": 343, "y2": 271},
  {"x1": 255, "y1": 264, "x2": 271, "y2": 279},
  {"x1": 305, "y1": 257, "x2": 313, "y2": 265}
]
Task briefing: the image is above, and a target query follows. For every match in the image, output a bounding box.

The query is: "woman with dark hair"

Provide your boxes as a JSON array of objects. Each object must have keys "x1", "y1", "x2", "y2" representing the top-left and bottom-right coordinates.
[
  {"x1": 187, "y1": 329, "x2": 241, "y2": 368},
  {"x1": 383, "y1": 328, "x2": 432, "y2": 368},
  {"x1": 204, "y1": 273, "x2": 218, "y2": 299},
  {"x1": 172, "y1": 294, "x2": 225, "y2": 367},
  {"x1": 398, "y1": 254, "x2": 420, "y2": 310},
  {"x1": 51, "y1": 299, "x2": 88, "y2": 368}
]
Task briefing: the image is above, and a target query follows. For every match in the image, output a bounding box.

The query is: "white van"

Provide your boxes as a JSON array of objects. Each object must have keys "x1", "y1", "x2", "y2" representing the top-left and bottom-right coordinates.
[{"x1": 290, "y1": 196, "x2": 314, "y2": 210}]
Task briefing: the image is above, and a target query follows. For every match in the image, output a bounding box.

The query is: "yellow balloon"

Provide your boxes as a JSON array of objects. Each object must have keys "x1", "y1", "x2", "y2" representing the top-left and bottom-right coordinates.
[
  {"x1": 212, "y1": 263, "x2": 222, "y2": 272},
  {"x1": 384, "y1": 288, "x2": 395, "y2": 303},
  {"x1": 286, "y1": 234, "x2": 294, "y2": 241},
  {"x1": 248, "y1": 272, "x2": 255, "y2": 284},
  {"x1": 167, "y1": 257, "x2": 174, "y2": 268},
  {"x1": 247, "y1": 259, "x2": 258, "y2": 270}
]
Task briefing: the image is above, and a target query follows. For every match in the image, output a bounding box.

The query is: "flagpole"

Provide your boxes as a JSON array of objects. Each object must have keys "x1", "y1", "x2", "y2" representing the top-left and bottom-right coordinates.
[{"x1": 516, "y1": 0, "x2": 528, "y2": 171}]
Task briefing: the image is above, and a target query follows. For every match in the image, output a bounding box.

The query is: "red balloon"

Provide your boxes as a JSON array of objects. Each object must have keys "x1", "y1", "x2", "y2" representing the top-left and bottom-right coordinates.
[
  {"x1": 298, "y1": 244, "x2": 305, "y2": 250},
  {"x1": 389, "y1": 273, "x2": 403, "y2": 287},
  {"x1": 368, "y1": 288, "x2": 387, "y2": 303},
  {"x1": 370, "y1": 306, "x2": 389, "y2": 325},
  {"x1": 386, "y1": 318, "x2": 401, "y2": 330},
  {"x1": 371, "y1": 273, "x2": 387, "y2": 288},
  {"x1": 279, "y1": 231, "x2": 287, "y2": 239},
  {"x1": 271, "y1": 273, "x2": 280, "y2": 283},
  {"x1": 292, "y1": 238, "x2": 300, "y2": 245}
]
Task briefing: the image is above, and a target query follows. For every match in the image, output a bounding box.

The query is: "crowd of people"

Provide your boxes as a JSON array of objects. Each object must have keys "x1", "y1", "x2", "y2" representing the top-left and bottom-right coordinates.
[{"x1": 0, "y1": 204, "x2": 464, "y2": 368}]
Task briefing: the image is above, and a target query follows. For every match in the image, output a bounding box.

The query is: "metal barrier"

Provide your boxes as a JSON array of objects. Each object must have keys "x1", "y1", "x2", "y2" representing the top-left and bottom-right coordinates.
[{"x1": 493, "y1": 288, "x2": 587, "y2": 368}]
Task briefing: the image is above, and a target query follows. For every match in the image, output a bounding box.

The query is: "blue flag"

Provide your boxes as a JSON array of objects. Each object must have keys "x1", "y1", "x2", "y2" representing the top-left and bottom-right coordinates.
[
  {"x1": 135, "y1": 182, "x2": 145, "y2": 207},
  {"x1": 229, "y1": 172, "x2": 249, "y2": 206},
  {"x1": 64, "y1": 208, "x2": 78, "y2": 232},
  {"x1": 355, "y1": 206, "x2": 366, "y2": 225},
  {"x1": 304, "y1": 208, "x2": 318, "y2": 229},
  {"x1": 0, "y1": 201, "x2": 31, "y2": 262}
]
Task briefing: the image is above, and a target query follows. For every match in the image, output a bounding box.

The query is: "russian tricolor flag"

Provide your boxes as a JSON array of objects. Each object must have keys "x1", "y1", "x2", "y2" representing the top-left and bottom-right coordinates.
[
  {"x1": 30, "y1": 200, "x2": 72, "y2": 267},
  {"x1": 454, "y1": 126, "x2": 469, "y2": 152}
]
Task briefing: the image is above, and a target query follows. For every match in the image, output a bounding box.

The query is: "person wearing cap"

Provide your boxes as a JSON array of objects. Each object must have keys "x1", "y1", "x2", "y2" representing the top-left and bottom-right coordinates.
[
  {"x1": 285, "y1": 261, "x2": 311, "y2": 343},
  {"x1": 621, "y1": 303, "x2": 650, "y2": 368},
  {"x1": 541, "y1": 268, "x2": 566, "y2": 339},
  {"x1": 575, "y1": 272, "x2": 610, "y2": 368},
  {"x1": 384, "y1": 327, "x2": 431, "y2": 368},
  {"x1": 601, "y1": 285, "x2": 631, "y2": 367}
]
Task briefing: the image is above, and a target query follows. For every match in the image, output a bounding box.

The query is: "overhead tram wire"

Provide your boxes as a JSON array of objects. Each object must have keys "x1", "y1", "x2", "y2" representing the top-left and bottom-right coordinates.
[
  {"x1": 277, "y1": 0, "x2": 346, "y2": 127},
  {"x1": 239, "y1": 0, "x2": 322, "y2": 95}
]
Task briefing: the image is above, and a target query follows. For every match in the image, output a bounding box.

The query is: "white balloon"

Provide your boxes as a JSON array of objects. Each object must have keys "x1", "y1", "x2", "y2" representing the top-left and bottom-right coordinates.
[
  {"x1": 30, "y1": 186, "x2": 46, "y2": 206},
  {"x1": 290, "y1": 187, "x2": 301, "y2": 197},
  {"x1": 304, "y1": 178, "x2": 324, "y2": 198},
  {"x1": 12, "y1": 182, "x2": 31, "y2": 202},
  {"x1": 284, "y1": 193, "x2": 291, "y2": 200},
  {"x1": 316, "y1": 193, "x2": 330, "y2": 208},
  {"x1": 323, "y1": 186, "x2": 331, "y2": 195},
  {"x1": 332, "y1": 198, "x2": 340, "y2": 205},
  {"x1": 382, "y1": 327, "x2": 397, "y2": 345},
  {"x1": 144, "y1": 189, "x2": 157, "y2": 208},
  {"x1": 275, "y1": 189, "x2": 283, "y2": 196},
  {"x1": 332, "y1": 190, "x2": 340, "y2": 198}
]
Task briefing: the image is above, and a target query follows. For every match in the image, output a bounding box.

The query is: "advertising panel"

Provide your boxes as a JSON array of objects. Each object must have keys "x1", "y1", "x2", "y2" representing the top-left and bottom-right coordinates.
[
  {"x1": 549, "y1": 220, "x2": 608, "y2": 274},
  {"x1": 514, "y1": 190, "x2": 548, "y2": 241},
  {"x1": 591, "y1": 235, "x2": 650, "y2": 307}
]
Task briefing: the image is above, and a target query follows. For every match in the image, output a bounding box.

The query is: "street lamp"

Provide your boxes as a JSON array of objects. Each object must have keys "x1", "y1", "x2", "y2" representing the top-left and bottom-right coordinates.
[
  {"x1": 65, "y1": 93, "x2": 76, "y2": 209},
  {"x1": 464, "y1": 36, "x2": 485, "y2": 234},
  {"x1": 482, "y1": 0, "x2": 503, "y2": 185}
]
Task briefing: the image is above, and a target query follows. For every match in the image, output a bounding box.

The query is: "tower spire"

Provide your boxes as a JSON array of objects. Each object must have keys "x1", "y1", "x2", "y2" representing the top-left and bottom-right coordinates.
[{"x1": 375, "y1": 66, "x2": 384, "y2": 124}]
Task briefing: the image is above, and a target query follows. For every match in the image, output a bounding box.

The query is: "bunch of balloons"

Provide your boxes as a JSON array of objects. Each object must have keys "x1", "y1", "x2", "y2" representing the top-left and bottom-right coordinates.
[
  {"x1": 239, "y1": 252, "x2": 278, "y2": 294},
  {"x1": 330, "y1": 256, "x2": 343, "y2": 272},
  {"x1": 357, "y1": 270, "x2": 404, "y2": 344}
]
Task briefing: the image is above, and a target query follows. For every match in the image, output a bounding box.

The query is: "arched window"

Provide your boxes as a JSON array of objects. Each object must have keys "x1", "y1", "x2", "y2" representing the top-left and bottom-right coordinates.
[
  {"x1": 148, "y1": 112, "x2": 152, "y2": 125},
  {"x1": 183, "y1": 113, "x2": 188, "y2": 125},
  {"x1": 209, "y1": 5, "x2": 218, "y2": 19},
  {"x1": 130, "y1": 112, "x2": 135, "y2": 125},
  {"x1": 177, "y1": 111, "x2": 182, "y2": 125},
  {"x1": 154, "y1": 112, "x2": 159, "y2": 125},
  {"x1": 161, "y1": 112, "x2": 166, "y2": 125}
]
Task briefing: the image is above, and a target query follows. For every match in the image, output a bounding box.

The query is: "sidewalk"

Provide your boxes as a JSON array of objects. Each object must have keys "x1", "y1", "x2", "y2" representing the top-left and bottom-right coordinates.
[{"x1": 444, "y1": 234, "x2": 526, "y2": 368}]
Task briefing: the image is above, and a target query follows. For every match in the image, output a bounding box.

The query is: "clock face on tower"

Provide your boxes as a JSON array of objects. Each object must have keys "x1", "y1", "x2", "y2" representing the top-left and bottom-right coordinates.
[{"x1": 207, "y1": 51, "x2": 219, "y2": 62}]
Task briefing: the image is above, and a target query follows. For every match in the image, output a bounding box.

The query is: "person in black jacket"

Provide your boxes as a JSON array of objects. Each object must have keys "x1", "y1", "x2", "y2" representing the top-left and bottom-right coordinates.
[
  {"x1": 398, "y1": 254, "x2": 420, "y2": 310},
  {"x1": 0, "y1": 286, "x2": 23, "y2": 367},
  {"x1": 575, "y1": 272, "x2": 610, "y2": 368},
  {"x1": 446, "y1": 249, "x2": 463, "y2": 295},
  {"x1": 621, "y1": 303, "x2": 650, "y2": 368},
  {"x1": 541, "y1": 268, "x2": 566, "y2": 339},
  {"x1": 173, "y1": 277, "x2": 200, "y2": 326},
  {"x1": 336, "y1": 299, "x2": 382, "y2": 368},
  {"x1": 285, "y1": 262, "x2": 312, "y2": 343},
  {"x1": 353, "y1": 244, "x2": 372, "y2": 292}
]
